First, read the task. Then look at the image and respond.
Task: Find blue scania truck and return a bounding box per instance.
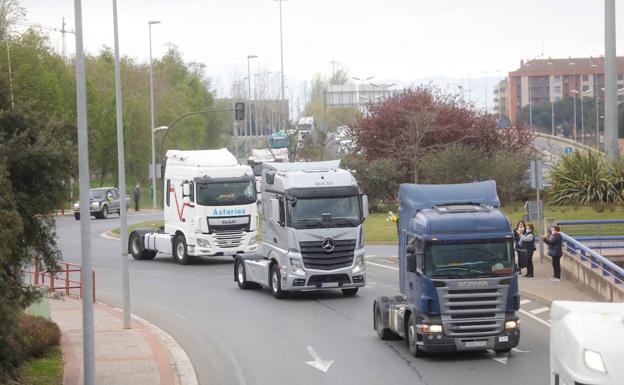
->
[373,181,520,356]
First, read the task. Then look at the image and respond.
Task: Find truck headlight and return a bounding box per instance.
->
[197,238,211,248]
[353,255,365,273]
[584,349,607,373]
[505,320,519,330]
[248,237,257,246]
[417,324,442,333]
[290,258,305,275]
[91,201,100,208]
[357,226,364,249]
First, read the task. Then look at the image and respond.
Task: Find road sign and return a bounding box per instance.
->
[530,159,543,189]
[564,146,574,154]
[148,163,162,179]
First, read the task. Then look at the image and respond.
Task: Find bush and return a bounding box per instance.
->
[342,156,405,205]
[19,315,61,359]
[548,151,623,205]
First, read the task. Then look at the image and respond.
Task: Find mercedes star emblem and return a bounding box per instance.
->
[322,238,335,253]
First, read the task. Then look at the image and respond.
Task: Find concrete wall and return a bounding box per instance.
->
[561,252,624,302]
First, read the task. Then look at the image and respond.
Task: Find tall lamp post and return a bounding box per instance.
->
[525,63,532,127]
[247,55,257,137]
[148,20,160,209]
[547,62,555,135]
[275,0,286,119]
[592,63,600,149]
[604,0,618,158]
[570,61,577,140]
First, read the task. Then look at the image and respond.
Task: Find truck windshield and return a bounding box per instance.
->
[196,181,256,206]
[288,196,361,229]
[425,240,514,278]
[90,190,106,199]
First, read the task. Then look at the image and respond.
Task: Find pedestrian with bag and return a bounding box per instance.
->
[513,220,527,275]
[520,223,536,277]
[543,225,563,281]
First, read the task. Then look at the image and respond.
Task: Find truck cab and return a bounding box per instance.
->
[129,148,259,264]
[234,160,368,298]
[374,181,520,356]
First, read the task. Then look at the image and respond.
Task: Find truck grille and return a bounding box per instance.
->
[299,239,355,270]
[307,274,351,286]
[213,230,245,248]
[437,285,506,337]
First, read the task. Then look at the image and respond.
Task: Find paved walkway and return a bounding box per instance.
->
[517,255,600,304]
[51,297,196,385]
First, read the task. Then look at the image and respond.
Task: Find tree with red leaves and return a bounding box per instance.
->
[352,86,534,182]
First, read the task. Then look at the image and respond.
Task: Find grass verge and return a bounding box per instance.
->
[19,347,63,385]
[109,206,624,243]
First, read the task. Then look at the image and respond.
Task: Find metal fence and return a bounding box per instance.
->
[560,232,624,285]
[26,257,95,302]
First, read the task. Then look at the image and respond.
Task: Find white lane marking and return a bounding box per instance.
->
[305,346,333,373]
[367,262,399,271]
[520,299,532,305]
[519,309,551,328]
[100,230,119,240]
[530,307,550,315]
[485,350,509,365]
[512,347,531,353]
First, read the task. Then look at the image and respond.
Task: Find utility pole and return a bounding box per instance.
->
[61,17,66,59]
[276,0,286,127]
[112,0,130,329]
[548,62,555,135]
[73,0,95,383]
[148,20,161,209]
[570,62,577,140]
[604,0,619,158]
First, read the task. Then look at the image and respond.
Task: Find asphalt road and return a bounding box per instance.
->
[56,212,552,385]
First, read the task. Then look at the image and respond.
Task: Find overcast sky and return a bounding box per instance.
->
[16,0,624,105]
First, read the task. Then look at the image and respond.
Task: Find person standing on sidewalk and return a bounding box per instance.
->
[514,221,527,275]
[133,184,141,212]
[543,225,563,281]
[520,223,536,278]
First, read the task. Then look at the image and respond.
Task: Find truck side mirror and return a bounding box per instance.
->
[361,195,369,219]
[406,251,417,273]
[182,182,190,197]
[255,180,261,194]
[235,102,245,121]
[270,198,280,223]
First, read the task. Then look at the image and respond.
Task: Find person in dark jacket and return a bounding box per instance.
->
[543,225,563,281]
[520,224,536,278]
[513,220,527,274]
[133,184,141,211]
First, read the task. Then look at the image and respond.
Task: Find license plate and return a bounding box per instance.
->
[498,336,508,343]
[223,250,236,256]
[464,340,487,348]
[321,282,339,288]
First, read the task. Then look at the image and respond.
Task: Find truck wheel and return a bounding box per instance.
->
[129,232,156,260]
[173,234,195,265]
[235,259,257,289]
[374,306,393,340]
[74,213,80,220]
[408,313,426,357]
[101,205,108,219]
[341,288,358,296]
[270,264,288,299]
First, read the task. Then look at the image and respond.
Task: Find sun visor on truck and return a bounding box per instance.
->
[285,186,359,199]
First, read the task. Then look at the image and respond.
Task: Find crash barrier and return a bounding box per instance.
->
[29,257,95,302]
[559,232,624,302]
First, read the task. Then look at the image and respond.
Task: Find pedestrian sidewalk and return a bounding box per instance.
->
[50,297,197,385]
[517,255,600,304]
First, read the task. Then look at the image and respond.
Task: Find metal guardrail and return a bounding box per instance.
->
[560,232,624,285]
[558,219,624,225]
[28,257,96,302]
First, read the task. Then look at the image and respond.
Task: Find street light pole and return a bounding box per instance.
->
[525,63,532,127]
[497,70,503,127]
[276,0,286,120]
[604,0,619,158]
[592,63,600,150]
[112,0,131,330]
[247,55,257,137]
[548,62,555,135]
[73,1,95,383]
[570,62,577,140]
[148,20,160,209]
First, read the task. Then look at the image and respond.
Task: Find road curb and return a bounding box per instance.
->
[110,306,199,385]
[100,230,120,240]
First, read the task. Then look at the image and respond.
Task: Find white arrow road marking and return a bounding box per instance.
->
[485,351,509,365]
[520,299,532,305]
[512,347,531,353]
[530,306,550,315]
[367,262,399,271]
[305,346,334,373]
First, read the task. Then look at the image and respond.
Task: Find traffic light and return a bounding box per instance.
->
[235,102,245,121]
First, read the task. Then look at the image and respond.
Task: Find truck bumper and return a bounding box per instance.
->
[281,269,366,291]
[187,232,259,257]
[418,329,520,353]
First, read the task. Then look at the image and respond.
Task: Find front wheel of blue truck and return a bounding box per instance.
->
[407,313,426,357]
[374,306,393,340]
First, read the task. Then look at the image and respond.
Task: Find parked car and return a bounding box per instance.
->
[73,187,130,220]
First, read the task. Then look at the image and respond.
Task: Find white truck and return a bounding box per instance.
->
[233,160,368,298]
[550,301,624,385]
[129,148,259,265]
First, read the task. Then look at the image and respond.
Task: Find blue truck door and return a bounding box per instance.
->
[405,236,424,306]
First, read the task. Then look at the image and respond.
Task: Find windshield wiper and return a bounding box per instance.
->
[297,218,328,228]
